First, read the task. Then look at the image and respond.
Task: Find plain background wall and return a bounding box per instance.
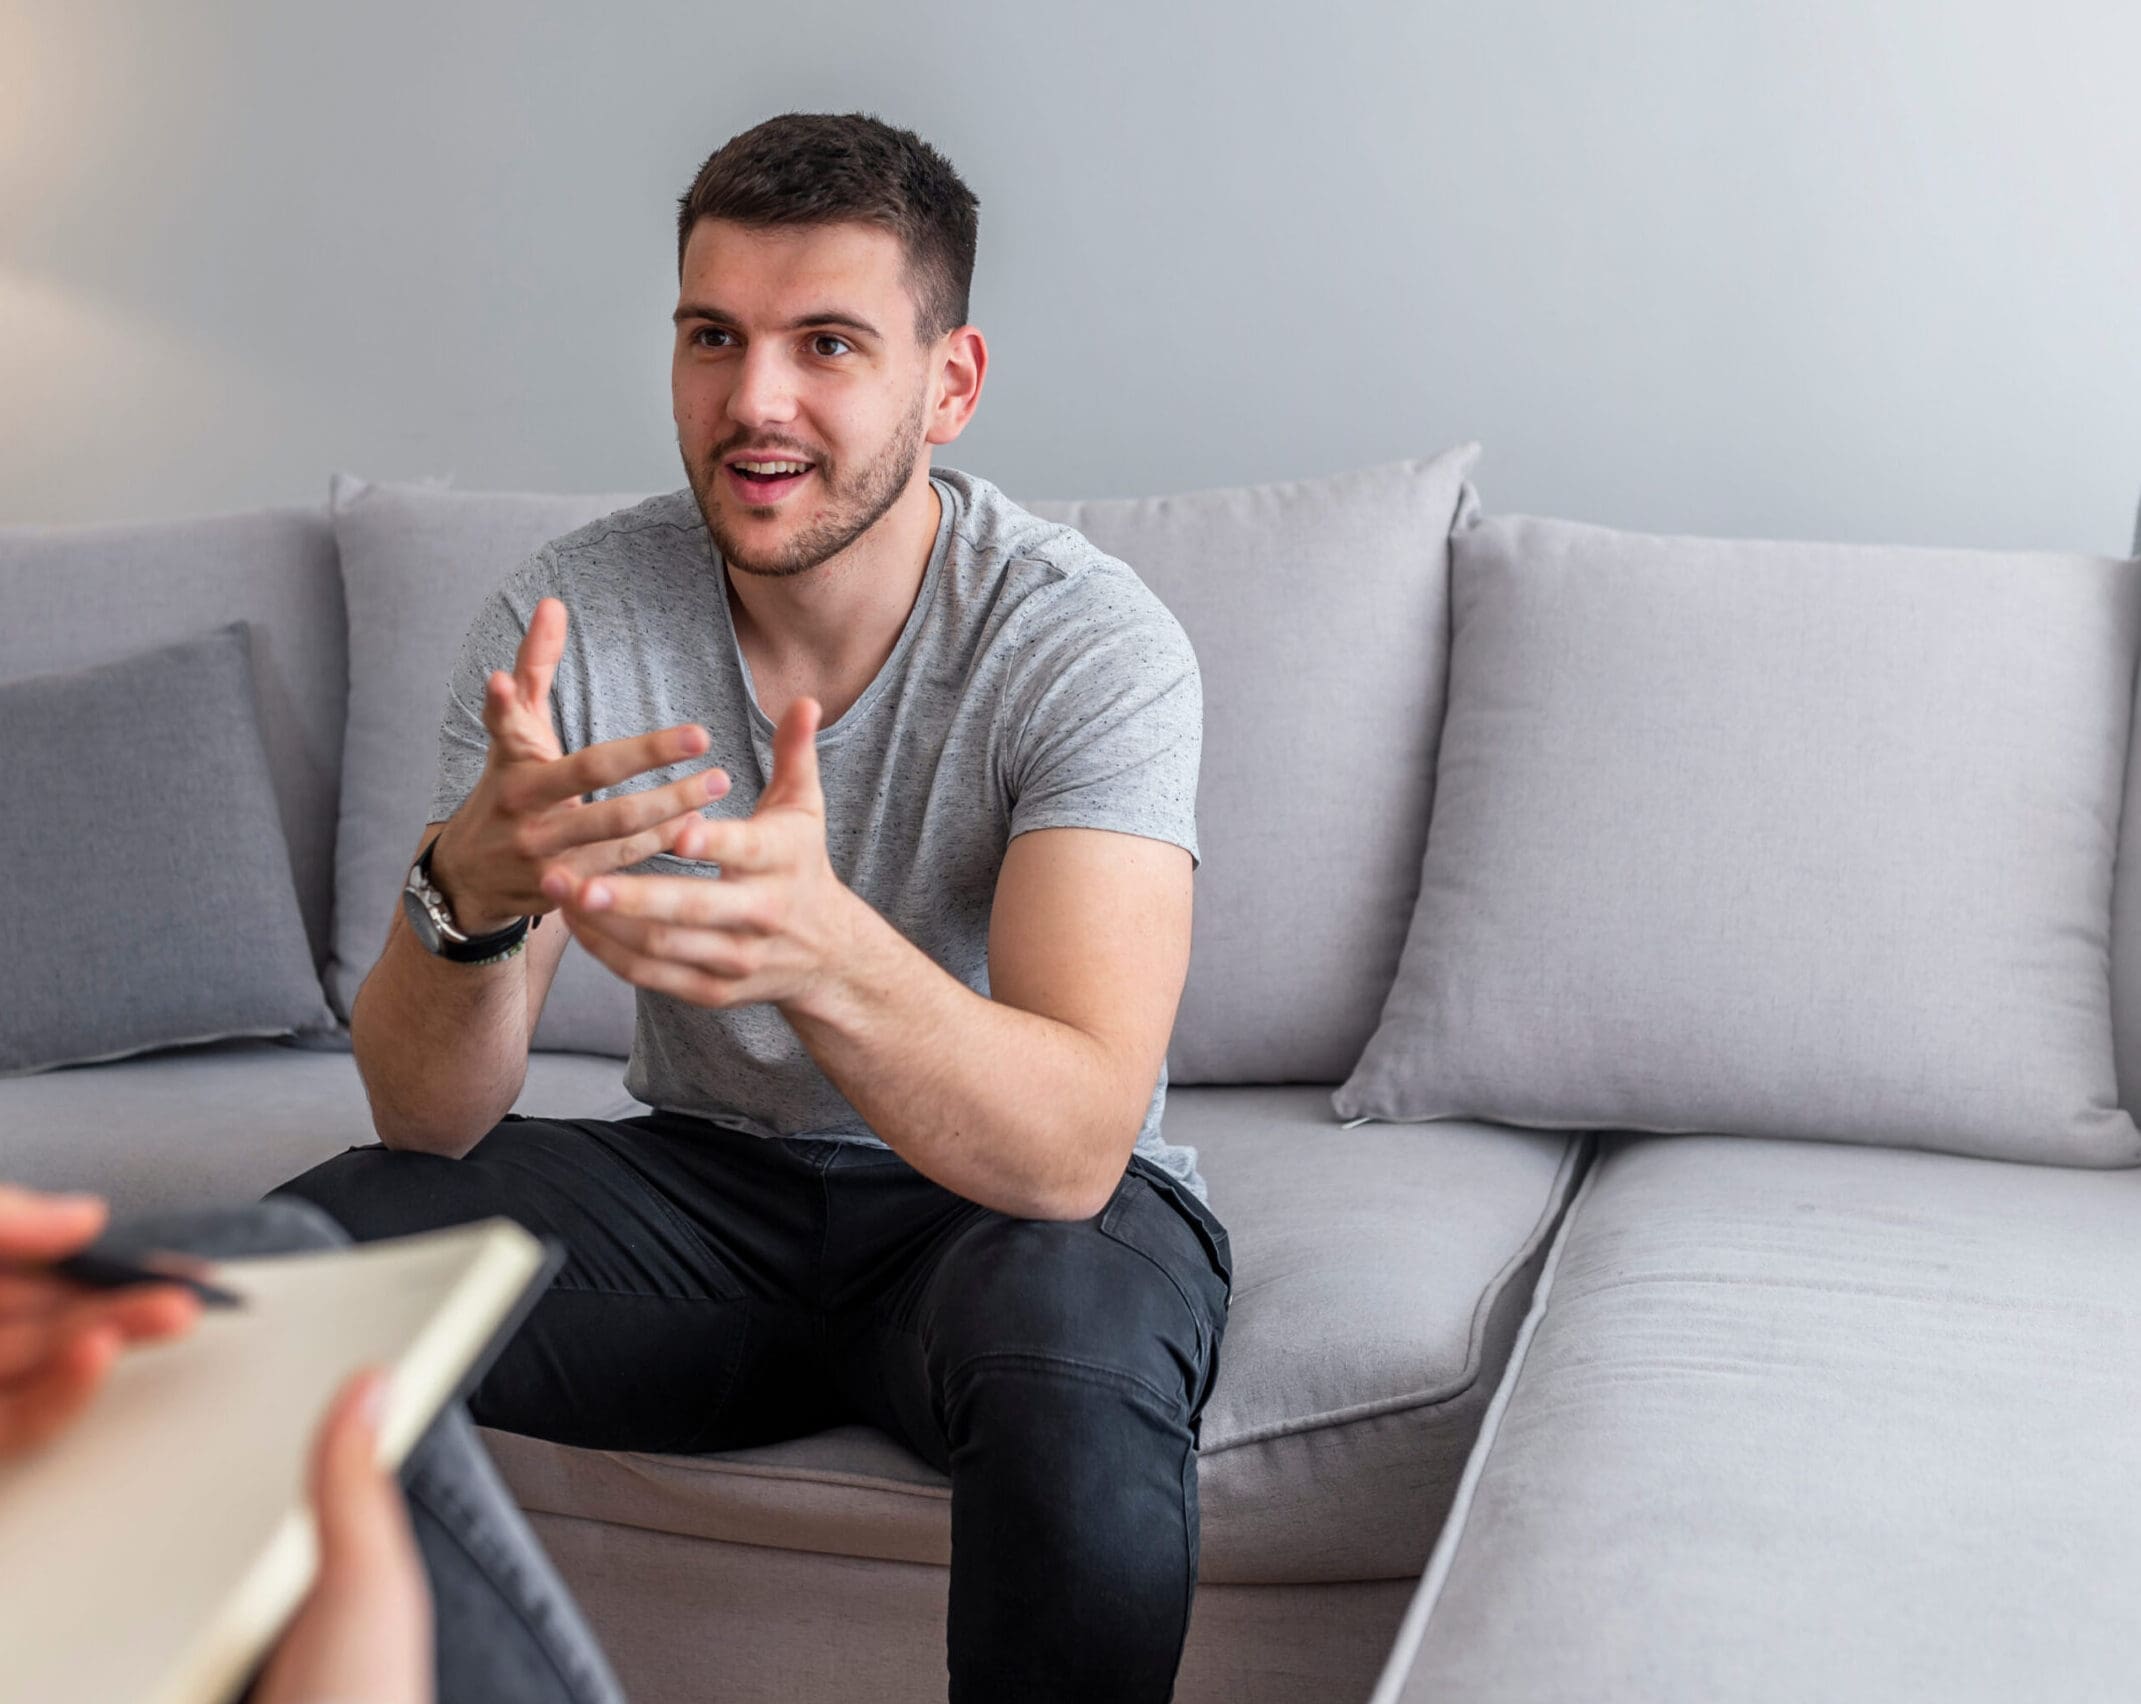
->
[3,0,2137,552]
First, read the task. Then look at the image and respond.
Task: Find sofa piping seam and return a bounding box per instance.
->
[1363,1131,1606,1703]
[1197,1131,1593,1455]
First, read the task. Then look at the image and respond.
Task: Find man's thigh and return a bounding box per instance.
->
[266,1114,835,1453]
[833,1153,1235,1470]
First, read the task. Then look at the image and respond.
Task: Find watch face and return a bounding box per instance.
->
[401,883,445,954]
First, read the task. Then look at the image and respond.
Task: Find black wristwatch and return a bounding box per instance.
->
[401,837,541,964]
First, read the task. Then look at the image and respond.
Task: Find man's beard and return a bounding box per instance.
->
[688,385,931,581]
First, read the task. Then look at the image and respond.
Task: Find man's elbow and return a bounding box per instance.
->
[1053,1123,1139,1222]
[355,1046,518,1158]
[372,1117,486,1160]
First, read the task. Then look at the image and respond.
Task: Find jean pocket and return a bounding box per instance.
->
[1126,1155,1232,1292]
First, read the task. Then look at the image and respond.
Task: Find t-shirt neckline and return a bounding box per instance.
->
[714,472,958,746]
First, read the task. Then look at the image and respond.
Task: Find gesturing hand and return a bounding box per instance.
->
[541,693,857,1017]
[0,1183,198,1459]
[427,595,735,934]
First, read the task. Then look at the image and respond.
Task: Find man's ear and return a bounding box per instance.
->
[926,325,988,445]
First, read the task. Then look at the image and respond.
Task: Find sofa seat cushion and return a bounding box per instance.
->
[0,1039,650,1217]
[1376,1132,2141,1704]
[479,1085,1589,1584]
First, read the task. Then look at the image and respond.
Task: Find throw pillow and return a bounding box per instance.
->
[0,504,347,978]
[0,621,341,1076]
[1335,511,2141,1167]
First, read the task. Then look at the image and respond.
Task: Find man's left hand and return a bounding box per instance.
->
[541,695,855,1014]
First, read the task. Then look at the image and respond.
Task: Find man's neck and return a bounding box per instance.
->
[726,476,943,710]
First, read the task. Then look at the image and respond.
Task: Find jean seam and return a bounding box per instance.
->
[941,1347,1185,1418]
[1127,1155,1234,1292]
[541,1279,746,1303]
[673,1302,756,1455]
[1098,1191,1209,1348]
[503,1127,746,1303]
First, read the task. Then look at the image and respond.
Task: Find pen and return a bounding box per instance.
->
[6,1250,248,1310]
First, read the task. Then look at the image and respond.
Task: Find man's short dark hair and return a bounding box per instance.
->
[676,112,979,349]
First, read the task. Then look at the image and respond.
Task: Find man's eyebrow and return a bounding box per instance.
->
[671,303,883,339]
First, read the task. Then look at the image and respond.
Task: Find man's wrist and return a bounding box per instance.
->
[424,831,522,938]
[778,883,875,1029]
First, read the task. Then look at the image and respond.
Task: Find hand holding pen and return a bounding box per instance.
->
[0,1182,212,1457]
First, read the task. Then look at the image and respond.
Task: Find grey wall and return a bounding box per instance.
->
[4,0,2137,552]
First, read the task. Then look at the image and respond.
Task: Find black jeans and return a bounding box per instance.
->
[267,1110,1234,1704]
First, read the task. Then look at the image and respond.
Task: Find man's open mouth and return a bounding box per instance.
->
[726,458,816,501]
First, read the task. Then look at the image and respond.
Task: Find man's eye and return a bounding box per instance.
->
[813,335,852,357]
[691,328,732,348]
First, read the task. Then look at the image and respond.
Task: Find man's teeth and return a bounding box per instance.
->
[735,460,812,475]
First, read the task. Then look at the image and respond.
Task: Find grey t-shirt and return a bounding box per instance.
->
[429,465,1210,1202]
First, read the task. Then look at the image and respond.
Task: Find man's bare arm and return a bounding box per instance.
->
[777,826,1194,1219]
[350,595,728,1157]
[348,821,571,1158]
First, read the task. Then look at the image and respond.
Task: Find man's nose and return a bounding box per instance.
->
[726,345,798,425]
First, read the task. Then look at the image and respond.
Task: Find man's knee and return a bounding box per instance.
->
[266,1141,470,1243]
[923,1215,1207,1415]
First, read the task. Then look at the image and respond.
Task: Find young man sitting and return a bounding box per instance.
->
[270,109,1231,1704]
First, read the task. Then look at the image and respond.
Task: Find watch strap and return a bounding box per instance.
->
[416,838,541,962]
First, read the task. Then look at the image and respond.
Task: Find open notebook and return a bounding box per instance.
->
[0,1217,563,1704]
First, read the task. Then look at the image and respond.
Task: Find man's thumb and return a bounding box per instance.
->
[482,670,559,761]
[763,696,824,810]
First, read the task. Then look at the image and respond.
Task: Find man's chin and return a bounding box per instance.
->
[712,527,830,580]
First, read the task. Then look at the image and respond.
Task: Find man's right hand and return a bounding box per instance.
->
[427,596,731,934]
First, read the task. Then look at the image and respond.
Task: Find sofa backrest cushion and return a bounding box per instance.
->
[0,621,340,1075]
[1022,444,1482,1082]
[327,474,658,1056]
[0,507,347,975]
[1338,510,2141,1167]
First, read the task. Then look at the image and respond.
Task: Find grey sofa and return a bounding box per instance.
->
[3,455,2137,1704]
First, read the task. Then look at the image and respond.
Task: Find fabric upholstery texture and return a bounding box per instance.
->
[325,472,658,1055]
[479,1086,1590,1586]
[1339,512,2141,1166]
[1376,1131,2141,1704]
[0,1038,649,1215]
[0,505,347,973]
[2094,525,2141,1112]
[1022,445,1481,1082]
[0,623,340,1077]
[520,1514,1415,1704]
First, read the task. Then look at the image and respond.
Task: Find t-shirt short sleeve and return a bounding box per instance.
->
[428,550,552,825]
[1003,580,1203,871]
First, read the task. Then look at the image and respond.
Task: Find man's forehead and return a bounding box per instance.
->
[681,218,905,305]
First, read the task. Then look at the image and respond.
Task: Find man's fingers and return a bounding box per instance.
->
[514,597,568,713]
[511,722,713,812]
[524,764,726,861]
[541,805,713,886]
[480,670,562,763]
